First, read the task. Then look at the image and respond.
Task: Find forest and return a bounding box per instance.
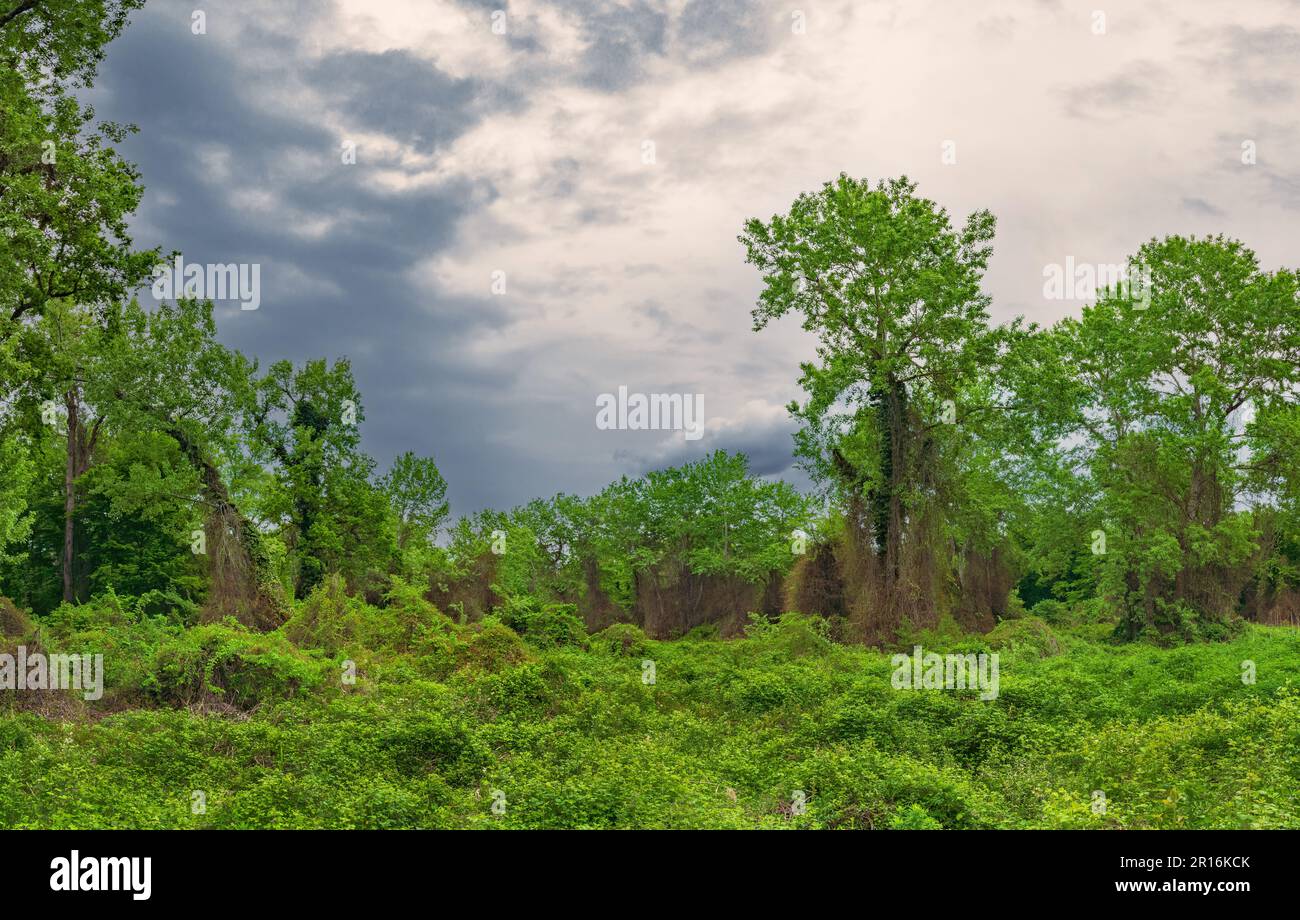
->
[1,1,1298,830]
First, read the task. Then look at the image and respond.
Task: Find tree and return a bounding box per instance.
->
[94,297,284,627]
[739,174,1003,640]
[1025,237,1300,636]
[0,0,155,345]
[0,1,155,601]
[1,1,144,86]
[13,299,116,601]
[577,451,810,634]
[380,451,449,552]
[0,431,33,565]
[247,358,394,597]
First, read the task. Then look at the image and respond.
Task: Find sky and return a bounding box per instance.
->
[86,0,1300,516]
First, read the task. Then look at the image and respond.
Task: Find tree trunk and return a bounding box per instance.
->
[60,385,102,604]
[872,375,910,622]
[62,392,78,604]
[166,423,285,630]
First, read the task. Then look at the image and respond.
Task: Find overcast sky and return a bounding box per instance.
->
[87,0,1300,516]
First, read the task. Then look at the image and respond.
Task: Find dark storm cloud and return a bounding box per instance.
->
[1212,125,1300,212]
[536,0,784,91]
[453,0,543,53]
[86,0,1295,520]
[1260,167,1300,212]
[1188,21,1300,103]
[1220,26,1300,104]
[616,408,801,479]
[631,300,713,348]
[568,0,669,90]
[307,49,507,155]
[87,1,541,515]
[1220,23,1300,62]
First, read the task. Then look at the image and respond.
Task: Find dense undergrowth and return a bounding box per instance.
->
[2,582,1297,829]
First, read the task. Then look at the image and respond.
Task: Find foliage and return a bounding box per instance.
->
[0,0,1297,832]
[2,590,1297,829]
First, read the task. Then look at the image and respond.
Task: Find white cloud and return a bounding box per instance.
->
[99,0,1300,509]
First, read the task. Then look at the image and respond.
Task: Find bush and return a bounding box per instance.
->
[456,620,531,673]
[799,744,1006,829]
[32,593,178,703]
[494,593,587,649]
[148,623,327,709]
[377,712,491,784]
[888,803,944,829]
[378,578,455,652]
[1029,599,1070,624]
[4,586,1299,830]
[0,597,33,639]
[280,573,370,655]
[41,591,136,635]
[746,611,831,658]
[590,623,649,658]
[986,617,1062,659]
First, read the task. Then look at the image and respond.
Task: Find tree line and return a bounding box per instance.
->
[2,2,1297,645]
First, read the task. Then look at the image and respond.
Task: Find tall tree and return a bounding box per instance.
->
[1027,238,1300,636]
[23,300,114,601]
[1,1,154,600]
[739,175,1002,640]
[0,0,155,345]
[247,358,394,597]
[95,297,284,627]
[380,451,449,552]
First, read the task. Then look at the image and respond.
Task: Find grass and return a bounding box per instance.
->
[1,593,1297,829]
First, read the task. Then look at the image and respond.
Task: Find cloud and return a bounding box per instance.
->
[615,399,801,479]
[306,49,498,155]
[84,0,1300,517]
[1058,62,1173,120]
[1182,196,1224,216]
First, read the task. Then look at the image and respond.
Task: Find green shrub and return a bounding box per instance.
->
[377,712,491,784]
[3,586,1298,830]
[456,619,531,673]
[280,573,369,655]
[42,590,136,635]
[986,617,1062,659]
[473,663,554,720]
[746,611,831,658]
[799,743,1006,829]
[590,623,649,658]
[494,593,588,649]
[376,578,455,652]
[1029,599,1070,624]
[888,803,943,829]
[148,623,327,709]
[31,593,178,703]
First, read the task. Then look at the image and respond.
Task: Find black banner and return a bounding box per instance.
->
[3,829,1284,906]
